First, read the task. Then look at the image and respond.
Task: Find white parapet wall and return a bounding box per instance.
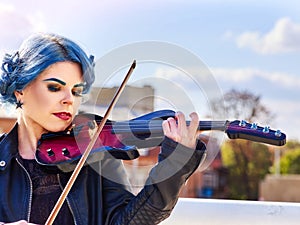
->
[160,198,300,225]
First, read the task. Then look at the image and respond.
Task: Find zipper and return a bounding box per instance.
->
[57,174,78,225]
[16,158,33,222]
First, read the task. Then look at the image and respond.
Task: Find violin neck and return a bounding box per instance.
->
[195,120,228,131]
[112,120,228,135]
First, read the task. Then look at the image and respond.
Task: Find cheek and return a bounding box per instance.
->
[73,98,82,111]
[24,86,54,109]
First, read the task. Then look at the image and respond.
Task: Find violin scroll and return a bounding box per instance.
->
[226,120,286,146]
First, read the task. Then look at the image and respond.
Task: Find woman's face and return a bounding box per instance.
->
[16,61,85,133]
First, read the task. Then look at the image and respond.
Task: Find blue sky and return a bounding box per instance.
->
[0,0,299,141]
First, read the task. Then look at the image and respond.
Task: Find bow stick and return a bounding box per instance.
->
[45,60,136,225]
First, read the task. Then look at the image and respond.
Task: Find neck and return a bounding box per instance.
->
[17,116,45,160]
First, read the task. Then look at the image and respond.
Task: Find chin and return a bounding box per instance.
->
[47,123,72,133]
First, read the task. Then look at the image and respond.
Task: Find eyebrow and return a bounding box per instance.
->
[43,78,85,88]
[74,82,86,88]
[43,78,66,85]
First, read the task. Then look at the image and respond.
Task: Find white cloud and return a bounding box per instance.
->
[233,17,300,54]
[265,98,300,141]
[212,67,300,89]
[0,3,47,54]
[0,2,14,11]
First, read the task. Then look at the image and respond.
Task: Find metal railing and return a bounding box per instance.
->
[160,198,300,225]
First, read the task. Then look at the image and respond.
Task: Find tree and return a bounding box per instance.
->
[211,89,275,200]
[279,140,300,174]
[211,89,274,123]
[221,140,272,200]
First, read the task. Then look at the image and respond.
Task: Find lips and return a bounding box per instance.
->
[53,112,72,121]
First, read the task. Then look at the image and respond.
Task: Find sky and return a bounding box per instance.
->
[0,0,299,142]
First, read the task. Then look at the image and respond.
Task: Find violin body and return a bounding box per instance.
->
[36,113,140,171]
[36,109,286,172]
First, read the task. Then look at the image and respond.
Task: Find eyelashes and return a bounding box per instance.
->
[47,84,60,92]
[72,89,83,97]
[47,84,83,97]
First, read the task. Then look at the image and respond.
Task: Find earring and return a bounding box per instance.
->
[16,100,23,109]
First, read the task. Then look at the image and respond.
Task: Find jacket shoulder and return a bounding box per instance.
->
[0,133,6,142]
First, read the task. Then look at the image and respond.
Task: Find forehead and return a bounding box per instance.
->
[37,61,83,83]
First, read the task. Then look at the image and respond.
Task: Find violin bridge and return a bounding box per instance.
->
[88,120,98,139]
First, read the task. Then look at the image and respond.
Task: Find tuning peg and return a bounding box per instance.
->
[250,123,258,129]
[263,126,270,133]
[239,120,247,127]
[275,130,282,137]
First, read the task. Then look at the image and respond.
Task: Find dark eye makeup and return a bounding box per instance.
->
[72,88,83,97]
[47,84,61,92]
[44,78,84,97]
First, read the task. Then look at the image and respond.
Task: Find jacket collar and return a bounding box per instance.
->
[0,123,19,171]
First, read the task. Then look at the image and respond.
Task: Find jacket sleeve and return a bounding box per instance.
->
[104,137,206,225]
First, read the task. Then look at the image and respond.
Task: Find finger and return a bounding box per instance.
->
[162,119,171,135]
[162,117,180,141]
[188,112,199,134]
[162,117,177,136]
[167,117,177,132]
[175,111,186,133]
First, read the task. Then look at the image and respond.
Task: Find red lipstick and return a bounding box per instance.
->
[53,112,72,121]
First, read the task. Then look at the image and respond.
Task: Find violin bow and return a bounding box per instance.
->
[45,60,136,225]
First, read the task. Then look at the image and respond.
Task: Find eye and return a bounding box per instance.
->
[47,84,60,92]
[72,88,83,97]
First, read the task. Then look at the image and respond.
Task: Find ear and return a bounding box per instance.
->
[14,90,23,99]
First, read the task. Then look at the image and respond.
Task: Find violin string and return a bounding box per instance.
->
[75,120,228,128]
[72,120,228,133]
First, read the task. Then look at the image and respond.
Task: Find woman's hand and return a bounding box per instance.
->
[162,111,200,149]
[3,220,38,225]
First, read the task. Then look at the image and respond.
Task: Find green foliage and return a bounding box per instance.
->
[284,140,300,149]
[212,89,275,200]
[220,142,235,166]
[222,139,300,200]
[280,146,300,174]
[221,140,272,200]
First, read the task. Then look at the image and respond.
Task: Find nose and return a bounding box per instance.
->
[61,90,74,105]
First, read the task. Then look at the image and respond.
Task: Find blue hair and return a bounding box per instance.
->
[0,33,95,104]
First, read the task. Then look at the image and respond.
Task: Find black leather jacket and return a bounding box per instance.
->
[0,124,206,225]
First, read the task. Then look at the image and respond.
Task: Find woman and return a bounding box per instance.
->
[0,33,206,225]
